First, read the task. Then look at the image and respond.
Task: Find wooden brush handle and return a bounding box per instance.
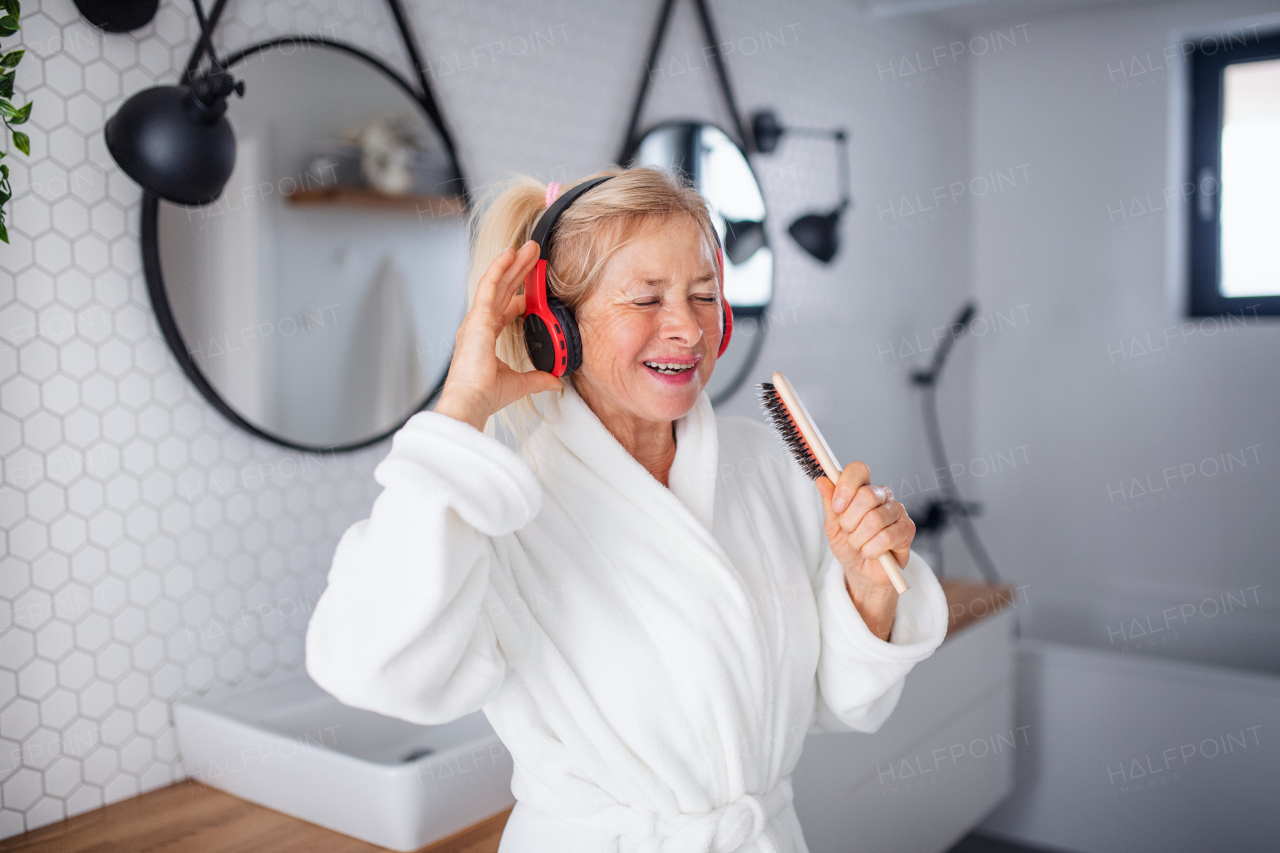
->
[772,372,910,595]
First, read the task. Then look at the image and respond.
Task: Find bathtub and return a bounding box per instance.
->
[978,593,1280,853]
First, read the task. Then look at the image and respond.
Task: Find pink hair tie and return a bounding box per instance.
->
[544,182,561,208]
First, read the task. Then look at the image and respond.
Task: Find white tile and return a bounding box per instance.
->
[30,551,69,590]
[48,515,87,557]
[94,642,129,681]
[65,783,104,817]
[9,520,50,561]
[115,672,149,710]
[81,746,118,786]
[77,678,114,720]
[0,624,34,668]
[32,233,72,274]
[41,375,80,415]
[0,698,40,742]
[43,756,82,798]
[55,649,94,690]
[1,375,42,418]
[102,771,139,804]
[0,809,22,840]
[39,687,78,730]
[24,796,67,831]
[17,658,57,701]
[26,483,66,523]
[42,55,83,98]
[35,614,73,660]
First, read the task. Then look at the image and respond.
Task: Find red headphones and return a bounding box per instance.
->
[522,176,734,376]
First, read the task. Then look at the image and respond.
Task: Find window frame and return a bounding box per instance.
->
[1186,29,1280,318]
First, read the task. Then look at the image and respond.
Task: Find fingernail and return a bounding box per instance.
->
[833,493,847,512]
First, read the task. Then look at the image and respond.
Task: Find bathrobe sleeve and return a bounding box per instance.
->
[798,476,950,735]
[304,410,541,725]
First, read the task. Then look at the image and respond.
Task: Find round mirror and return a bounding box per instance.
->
[142,38,468,451]
[624,121,773,404]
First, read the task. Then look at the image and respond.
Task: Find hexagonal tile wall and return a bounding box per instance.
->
[0,0,414,837]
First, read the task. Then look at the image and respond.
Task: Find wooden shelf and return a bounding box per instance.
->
[939,578,1017,639]
[0,780,511,853]
[285,186,466,216]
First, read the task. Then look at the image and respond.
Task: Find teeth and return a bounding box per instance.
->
[644,361,694,374]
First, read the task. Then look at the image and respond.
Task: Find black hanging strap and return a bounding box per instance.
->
[618,0,751,163]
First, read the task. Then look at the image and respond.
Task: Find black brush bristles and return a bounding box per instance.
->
[758,382,825,480]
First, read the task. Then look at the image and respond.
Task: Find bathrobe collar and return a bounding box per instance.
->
[532,379,719,532]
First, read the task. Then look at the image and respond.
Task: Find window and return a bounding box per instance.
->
[1187,29,1280,317]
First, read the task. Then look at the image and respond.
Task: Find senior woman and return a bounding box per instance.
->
[304,167,948,853]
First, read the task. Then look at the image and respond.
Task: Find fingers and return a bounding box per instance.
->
[832,479,910,557]
[514,365,564,397]
[859,512,915,565]
[835,483,892,533]
[476,240,540,324]
[830,462,870,513]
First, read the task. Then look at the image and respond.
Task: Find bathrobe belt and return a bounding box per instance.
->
[543,776,794,853]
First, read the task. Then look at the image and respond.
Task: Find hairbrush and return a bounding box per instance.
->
[758,371,910,594]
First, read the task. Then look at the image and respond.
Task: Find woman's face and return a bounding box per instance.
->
[572,216,723,428]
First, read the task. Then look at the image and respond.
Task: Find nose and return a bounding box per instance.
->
[659,296,704,347]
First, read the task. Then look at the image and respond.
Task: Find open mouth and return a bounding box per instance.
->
[643,360,697,376]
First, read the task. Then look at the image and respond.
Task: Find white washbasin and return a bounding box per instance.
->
[173,671,514,851]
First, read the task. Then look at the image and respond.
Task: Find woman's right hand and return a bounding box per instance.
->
[434,239,564,431]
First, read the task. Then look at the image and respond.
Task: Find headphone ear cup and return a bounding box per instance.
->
[715,245,732,357]
[548,297,582,374]
[523,313,557,373]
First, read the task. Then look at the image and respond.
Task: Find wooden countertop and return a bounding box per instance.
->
[0,579,1012,853]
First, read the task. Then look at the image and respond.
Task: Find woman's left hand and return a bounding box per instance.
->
[815,462,915,639]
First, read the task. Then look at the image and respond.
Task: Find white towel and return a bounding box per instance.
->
[341,255,424,437]
[305,379,948,852]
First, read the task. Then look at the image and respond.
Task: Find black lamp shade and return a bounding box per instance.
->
[105,85,236,206]
[74,0,160,33]
[752,111,784,154]
[788,209,842,264]
[723,218,767,265]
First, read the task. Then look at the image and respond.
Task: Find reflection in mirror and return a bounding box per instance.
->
[152,41,467,450]
[627,121,773,403]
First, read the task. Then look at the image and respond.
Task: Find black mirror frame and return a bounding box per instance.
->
[141,36,469,454]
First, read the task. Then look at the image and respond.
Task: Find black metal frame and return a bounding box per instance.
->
[143,5,468,453]
[618,0,751,162]
[1186,29,1280,318]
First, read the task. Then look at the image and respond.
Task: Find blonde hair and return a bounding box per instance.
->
[464,166,723,449]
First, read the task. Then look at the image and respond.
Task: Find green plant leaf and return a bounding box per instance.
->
[0,99,28,122]
[0,49,22,67]
[0,219,8,245]
[0,17,18,37]
[0,74,13,99]
[5,0,19,18]
[11,129,25,155]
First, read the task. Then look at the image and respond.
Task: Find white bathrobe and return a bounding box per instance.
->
[304,379,949,853]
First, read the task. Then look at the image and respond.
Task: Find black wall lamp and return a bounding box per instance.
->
[73,0,159,33]
[100,0,244,205]
[751,110,852,264]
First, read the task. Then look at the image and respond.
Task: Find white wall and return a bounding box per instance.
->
[0,0,973,836]
[963,0,1280,670]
